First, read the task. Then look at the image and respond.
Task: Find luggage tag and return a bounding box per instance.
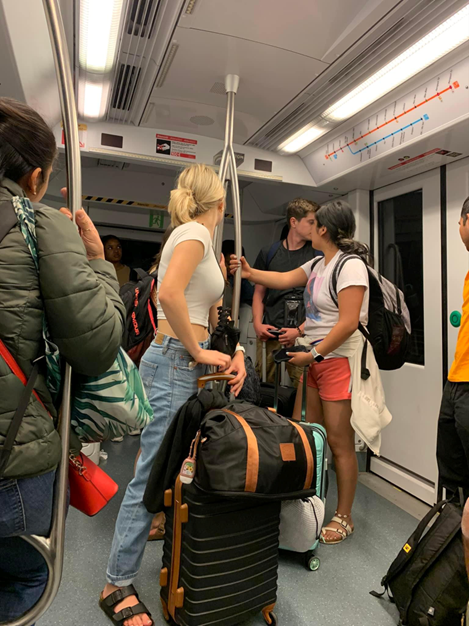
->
[180,430,203,484]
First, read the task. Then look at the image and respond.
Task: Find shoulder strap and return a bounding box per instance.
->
[266,240,282,269]
[0,200,18,245]
[330,254,364,306]
[384,500,449,584]
[0,337,45,477]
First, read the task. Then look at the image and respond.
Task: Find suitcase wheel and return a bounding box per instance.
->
[305,551,320,572]
[264,612,278,626]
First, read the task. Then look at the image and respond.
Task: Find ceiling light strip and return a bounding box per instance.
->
[252,0,463,150]
[277,2,469,153]
[268,1,451,149]
[323,4,469,122]
[154,42,179,88]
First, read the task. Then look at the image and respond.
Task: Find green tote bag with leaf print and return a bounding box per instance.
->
[13,196,153,443]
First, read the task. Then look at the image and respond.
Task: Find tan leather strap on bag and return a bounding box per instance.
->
[225,409,259,493]
[289,420,314,490]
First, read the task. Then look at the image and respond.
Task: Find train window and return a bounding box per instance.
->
[378,190,424,366]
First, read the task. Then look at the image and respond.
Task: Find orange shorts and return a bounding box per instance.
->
[300,357,352,402]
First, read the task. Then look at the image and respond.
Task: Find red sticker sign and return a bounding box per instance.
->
[156,134,197,160]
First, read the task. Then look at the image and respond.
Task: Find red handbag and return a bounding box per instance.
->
[69,452,118,516]
[0,337,118,515]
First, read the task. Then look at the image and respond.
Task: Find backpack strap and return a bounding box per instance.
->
[0,200,18,245]
[379,500,450,591]
[265,240,283,269]
[329,254,364,307]
[329,254,372,368]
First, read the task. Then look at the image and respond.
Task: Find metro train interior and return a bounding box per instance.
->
[1,0,469,625]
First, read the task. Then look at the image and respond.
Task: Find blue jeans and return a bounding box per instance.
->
[106,334,208,586]
[0,470,55,623]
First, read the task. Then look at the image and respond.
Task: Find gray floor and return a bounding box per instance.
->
[38,436,418,626]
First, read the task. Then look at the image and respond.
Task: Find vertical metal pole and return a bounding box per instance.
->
[214,75,239,264]
[228,140,242,325]
[3,1,81,625]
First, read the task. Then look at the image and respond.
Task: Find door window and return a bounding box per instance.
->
[378,190,424,365]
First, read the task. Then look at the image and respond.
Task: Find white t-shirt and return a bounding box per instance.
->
[157,221,225,328]
[301,251,369,357]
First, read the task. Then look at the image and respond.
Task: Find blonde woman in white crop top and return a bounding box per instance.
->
[102,164,246,626]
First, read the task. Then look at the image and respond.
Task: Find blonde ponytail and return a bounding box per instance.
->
[168,163,225,227]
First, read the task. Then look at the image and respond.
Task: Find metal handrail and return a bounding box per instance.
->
[213,75,243,325]
[1,0,82,624]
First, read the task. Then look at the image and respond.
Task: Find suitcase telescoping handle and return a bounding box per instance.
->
[301,366,308,423]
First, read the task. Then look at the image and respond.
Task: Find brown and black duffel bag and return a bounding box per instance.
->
[194,401,317,500]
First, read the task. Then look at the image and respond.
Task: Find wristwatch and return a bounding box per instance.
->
[235,345,246,355]
[311,347,325,363]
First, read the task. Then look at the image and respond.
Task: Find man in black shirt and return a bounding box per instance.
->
[253,198,320,386]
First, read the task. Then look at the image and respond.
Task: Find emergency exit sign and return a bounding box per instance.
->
[149,212,164,229]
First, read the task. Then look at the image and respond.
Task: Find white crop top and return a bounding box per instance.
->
[156,221,225,328]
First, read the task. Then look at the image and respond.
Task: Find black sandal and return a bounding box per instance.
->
[99,584,153,625]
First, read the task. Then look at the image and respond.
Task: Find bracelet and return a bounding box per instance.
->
[297,327,305,338]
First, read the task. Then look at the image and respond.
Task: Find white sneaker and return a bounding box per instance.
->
[129,428,141,436]
[111,435,124,442]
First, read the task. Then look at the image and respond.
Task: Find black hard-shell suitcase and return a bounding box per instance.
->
[259,343,296,417]
[259,382,296,417]
[160,478,280,626]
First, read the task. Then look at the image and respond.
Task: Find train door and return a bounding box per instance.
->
[371,171,442,505]
[447,157,469,370]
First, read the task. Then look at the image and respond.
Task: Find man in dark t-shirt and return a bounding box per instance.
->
[253,198,321,386]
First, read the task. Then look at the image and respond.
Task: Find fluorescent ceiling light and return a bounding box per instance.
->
[79,0,124,73]
[78,0,124,121]
[323,4,469,122]
[83,83,104,119]
[280,125,327,153]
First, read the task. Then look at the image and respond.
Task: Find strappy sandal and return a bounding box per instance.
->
[99,584,153,625]
[320,512,354,545]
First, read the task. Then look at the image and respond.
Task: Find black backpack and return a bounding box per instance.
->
[120,269,157,365]
[371,500,469,626]
[312,254,412,370]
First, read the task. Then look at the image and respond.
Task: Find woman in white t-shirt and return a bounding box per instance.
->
[231,200,370,546]
[101,164,247,626]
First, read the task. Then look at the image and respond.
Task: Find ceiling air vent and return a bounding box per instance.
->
[112,64,142,111]
[126,0,159,38]
[263,103,307,140]
[210,81,226,96]
[327,19,405,85]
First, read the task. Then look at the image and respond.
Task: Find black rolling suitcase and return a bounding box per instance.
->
[160,478,280,626]
[159,372,319,626]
